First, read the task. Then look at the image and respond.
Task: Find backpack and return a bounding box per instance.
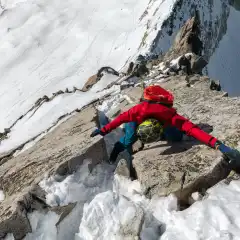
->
[136,118,163,143]
[143,85,174,107]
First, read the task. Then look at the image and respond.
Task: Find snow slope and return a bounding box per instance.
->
[0,84,119,154]
[0,0,178,155]
[0,0,176,133]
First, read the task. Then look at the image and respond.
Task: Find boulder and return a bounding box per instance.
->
[42,95,49,101]
[65,88,69,93]
[126,63,149,77]
[191,54,208,74]
[82,67,119,92]
[55,90,64,95]
[82,74,99,92]
[115,159,130,178]
[73,86,78,92]
[34,97,42,106]
[126,62,134,75]
[97,66,119,77]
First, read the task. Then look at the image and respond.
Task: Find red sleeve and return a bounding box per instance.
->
[171,113,217,148]
[101,104,141,134]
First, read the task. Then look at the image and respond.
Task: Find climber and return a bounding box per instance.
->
[90,85,240,171]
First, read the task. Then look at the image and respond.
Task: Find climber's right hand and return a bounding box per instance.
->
[90,128,105,138]
[215,141,240,169]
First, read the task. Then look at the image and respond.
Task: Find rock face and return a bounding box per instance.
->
[115,159,130,179]
[0,105,108,239]
[151,0,230,61]
[164,17,202,60]
[109,73,240,205]
[106,18,240,206]
[82,74,99,92]
[131,75,240,204]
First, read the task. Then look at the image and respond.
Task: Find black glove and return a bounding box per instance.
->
[216,141,240,169]
[90,128,105,138]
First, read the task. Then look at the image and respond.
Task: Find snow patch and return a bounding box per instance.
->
[4,234,14,240]
[0,190,5,201]
[39,160,115,207]
[24,211,59,240]
[27,166,240,240]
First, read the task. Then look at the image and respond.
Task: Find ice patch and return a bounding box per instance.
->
[39,160,115,207]
[24,211,59,240]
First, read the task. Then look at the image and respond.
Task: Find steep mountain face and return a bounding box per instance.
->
[0,0,175,134]
[150,0,240,95]
[150,0,230,58]
[206,2,240,96]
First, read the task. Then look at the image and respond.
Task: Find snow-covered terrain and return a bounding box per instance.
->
[0,0,176,147]
[2,0,240,239]
[7,157,240,240]
[0,190,5,202]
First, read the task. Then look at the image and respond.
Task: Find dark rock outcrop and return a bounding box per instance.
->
[82,67,119,92]
[164,17,203,61]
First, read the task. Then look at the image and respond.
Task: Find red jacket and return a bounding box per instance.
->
[101,101,217,148]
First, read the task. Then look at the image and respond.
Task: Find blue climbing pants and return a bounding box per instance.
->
[120,122,183,150]
[119,122,138,154]
[109,122,184,164]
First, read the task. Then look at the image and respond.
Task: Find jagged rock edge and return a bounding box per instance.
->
[0,92,112,164]
[0,66,120,145]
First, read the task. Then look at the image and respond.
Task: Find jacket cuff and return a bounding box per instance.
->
[214,140,223,150]
[208,137,218,148]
